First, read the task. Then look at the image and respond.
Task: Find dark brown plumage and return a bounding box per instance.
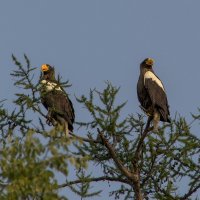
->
[137,58,170,130]
[40,64,75,135]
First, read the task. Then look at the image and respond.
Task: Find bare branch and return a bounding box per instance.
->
[180,182,200,200]
[97,129,137,182]
[58,176,131,189]
[134,117,153,162]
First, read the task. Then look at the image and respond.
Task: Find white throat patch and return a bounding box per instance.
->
[40,80,62,92]
[144,71,165,91]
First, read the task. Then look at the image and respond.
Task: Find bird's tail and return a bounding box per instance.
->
[158,108,170,123]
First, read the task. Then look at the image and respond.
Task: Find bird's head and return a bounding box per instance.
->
[41,64,55,80]
[140,58,154,70]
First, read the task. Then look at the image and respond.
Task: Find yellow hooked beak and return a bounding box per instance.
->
[41,64,49,72]
[145,58,154,66]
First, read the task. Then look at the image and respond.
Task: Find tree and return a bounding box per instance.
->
[0,55,199,200]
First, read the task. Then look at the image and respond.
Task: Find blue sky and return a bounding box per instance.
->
[1,0,200,199]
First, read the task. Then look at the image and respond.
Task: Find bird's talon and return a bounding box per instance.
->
[153,128,159,133]
[46,115,55,126]
[46,119,52,126]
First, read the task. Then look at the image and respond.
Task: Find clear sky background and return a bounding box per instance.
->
[0,0,200,199]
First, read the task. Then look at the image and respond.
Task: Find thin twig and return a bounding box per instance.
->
[58,176,130,189]
[180,182,200,200]
[134,117,153,162]
[69,131,101,144]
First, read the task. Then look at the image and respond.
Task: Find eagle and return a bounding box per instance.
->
[137,58,170,131]
[40,64,75,136]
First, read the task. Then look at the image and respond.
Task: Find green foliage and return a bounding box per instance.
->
[0,55,89,200]
[0,131,59,200]
[76,83,200,199]
[76,82,128,143]
[0,55,199,200]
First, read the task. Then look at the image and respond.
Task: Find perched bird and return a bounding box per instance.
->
[40,64,75,136]
[137,58,170,131]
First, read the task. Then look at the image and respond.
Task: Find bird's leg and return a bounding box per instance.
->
[140,106,149,115]
[46,108,57,126]
[64,121,69,137]
[46,109,52,126]
[56,116,69,137]
[139,105,153,117]
[153,110,160,132]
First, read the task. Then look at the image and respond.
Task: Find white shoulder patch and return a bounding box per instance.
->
[41,80,47,84]
[40,80,62,92]
[144,71,165,91]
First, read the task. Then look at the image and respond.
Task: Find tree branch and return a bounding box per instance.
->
[35,107,101,144]
[134,116,153,162]
[180,182,200,200]
[69,131,101,144]
[97,129,137,182]
[58,176,130,189]
[152,177,177,200]
[141,155,157,187]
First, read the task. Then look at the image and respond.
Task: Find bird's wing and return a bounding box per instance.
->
[40,80,75,123]
[41,89,75,130]
[53,91,75,125]
[144,71,170,121]
[64,94,75,124]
